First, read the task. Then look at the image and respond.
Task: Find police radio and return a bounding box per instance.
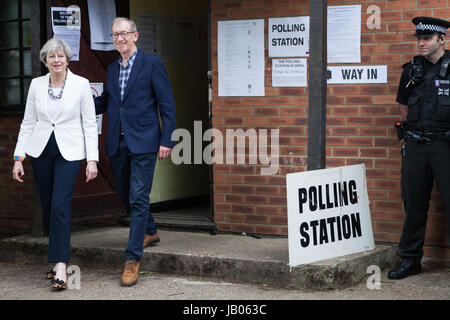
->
[439,55,450,78]
[406,56,425,88]
[394,121,407,140]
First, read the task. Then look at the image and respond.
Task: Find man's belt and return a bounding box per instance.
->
[406,130,450,143]
[395,122,450,143]
[423,131,450,141]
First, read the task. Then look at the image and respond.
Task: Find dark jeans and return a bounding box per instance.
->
[109,135,157,261]
[30,132,81,263]
[400,139,450,260]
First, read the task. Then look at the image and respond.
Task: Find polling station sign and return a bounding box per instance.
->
[268,16,309,57]
[286,164,375,267]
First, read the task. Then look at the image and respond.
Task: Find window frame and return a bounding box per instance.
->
[0,0,32,115]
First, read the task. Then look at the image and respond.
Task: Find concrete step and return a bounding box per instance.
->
[0,226,397,290]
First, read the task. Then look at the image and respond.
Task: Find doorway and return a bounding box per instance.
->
[130,0,213,231]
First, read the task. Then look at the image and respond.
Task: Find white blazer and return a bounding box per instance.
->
[14,69,98,162]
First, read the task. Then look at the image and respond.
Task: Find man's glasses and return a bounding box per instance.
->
[111,31,136,39]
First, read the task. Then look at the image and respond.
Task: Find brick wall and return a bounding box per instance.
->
[0,117,33,235]
[211,0,449,266]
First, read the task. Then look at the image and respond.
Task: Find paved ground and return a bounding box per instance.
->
[0,261,448,300]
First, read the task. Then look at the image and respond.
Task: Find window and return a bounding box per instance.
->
[0,0,31,113]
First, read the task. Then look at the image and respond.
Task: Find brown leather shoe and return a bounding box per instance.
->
[121,260,141,287]
[143,233,160,247]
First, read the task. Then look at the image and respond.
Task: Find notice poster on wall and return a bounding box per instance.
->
[286,164,375,267]
[51,6,81,61]
[327,5,361,63]
[272,58,307,87]
[218,19,265,97]
[268,16,309,58]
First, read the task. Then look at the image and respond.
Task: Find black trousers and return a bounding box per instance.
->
[30,132,81,263]
[400,139,450,260]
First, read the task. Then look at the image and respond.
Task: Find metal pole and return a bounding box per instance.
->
[307,0,327,170]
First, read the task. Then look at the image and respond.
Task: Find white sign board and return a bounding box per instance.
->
[286,164,375,267]
[327,65,387,84]
[90,83,103,135]
[218,19,265,96]
[272,58,307,87]
[268,16,309,57]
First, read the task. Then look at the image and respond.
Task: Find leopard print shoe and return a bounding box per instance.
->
[46,269,56,280]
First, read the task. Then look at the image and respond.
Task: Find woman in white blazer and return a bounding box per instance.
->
[12,38,98,290]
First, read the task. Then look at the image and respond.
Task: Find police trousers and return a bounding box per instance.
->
[400,139,450,260]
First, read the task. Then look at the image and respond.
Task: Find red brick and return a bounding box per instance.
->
[387,0,416,10]
[333,148,359,157]
[347,137,373,147]
[245,214,269,224]
[231,204,255,214]
[332,127,358,136]
[360,148,387,158]
[418,0,447,8]
[366,169,387,179]
[279,88,305,96]
[332,86,359,95]
[359,127,387,136]
[346,96,373,105]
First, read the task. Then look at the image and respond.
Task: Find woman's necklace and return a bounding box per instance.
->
[48,71,67,100]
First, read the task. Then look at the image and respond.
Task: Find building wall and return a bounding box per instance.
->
[0,117,33,235]
[210,0,449,266]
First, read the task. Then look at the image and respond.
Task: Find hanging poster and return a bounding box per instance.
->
[87,0,116,51]
[51,6,81,61]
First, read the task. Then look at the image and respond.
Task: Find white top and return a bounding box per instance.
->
[13,70,99,162]
[47,88,62,121]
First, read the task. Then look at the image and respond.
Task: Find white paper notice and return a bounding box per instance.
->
[51,7,81,61]
[87,0,116,51]
[90,83,104,135]
[272,59,307,87]
[218,19,265,97]
[327,5,361,63]
[268,16,309,57]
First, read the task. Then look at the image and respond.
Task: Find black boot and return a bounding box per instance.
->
[388,259,422,280]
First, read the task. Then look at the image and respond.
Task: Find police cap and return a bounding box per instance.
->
[412,16,450,36]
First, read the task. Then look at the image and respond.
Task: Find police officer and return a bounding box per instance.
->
[390,17,450,280]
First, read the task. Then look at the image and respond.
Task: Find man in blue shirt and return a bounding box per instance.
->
[95,17,176,287]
